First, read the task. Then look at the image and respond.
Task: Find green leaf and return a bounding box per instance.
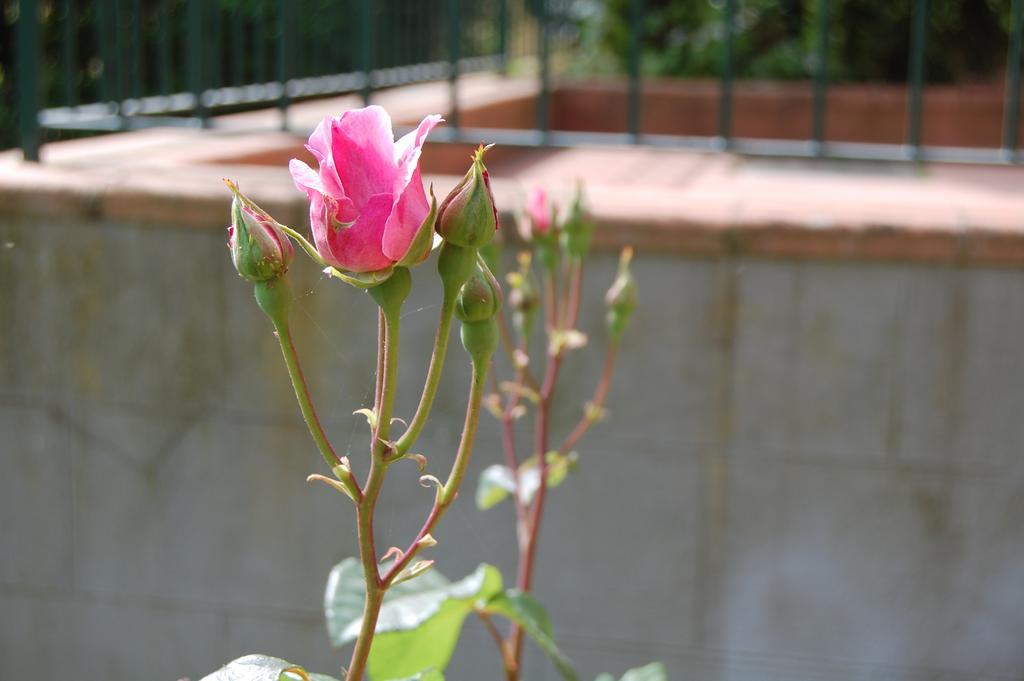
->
[324,559,503,680]
[389,670,445,681]
[617,662,667,681]
[483,590,578,681]
[476,464,516,510]
[367,565,503,680]
[324,557,451,645]
[199,654,339,681]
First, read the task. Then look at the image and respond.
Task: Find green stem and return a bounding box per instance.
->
[394,288,457,456]
[257,280,342,470]
[383,354,491,584]
[346,582,385,681]
[348,281,406,681]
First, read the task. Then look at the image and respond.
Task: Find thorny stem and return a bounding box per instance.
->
[509,346,563,669]
[383,357,491,584]
[558,342,618,456]
[501,343,530,532]
[347,300,401,681]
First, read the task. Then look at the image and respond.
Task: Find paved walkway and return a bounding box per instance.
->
[3,73,1023,265]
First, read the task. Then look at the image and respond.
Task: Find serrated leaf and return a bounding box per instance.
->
[199,654,339,681]
[517,451,580,505]
[324,560,503,680]
[476,464,517,510]
[484,590,578,681]
[618,662,667,681]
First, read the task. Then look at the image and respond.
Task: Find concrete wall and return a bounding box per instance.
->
[2,215,1023,681]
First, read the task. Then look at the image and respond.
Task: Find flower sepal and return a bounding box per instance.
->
[324,265,396,289]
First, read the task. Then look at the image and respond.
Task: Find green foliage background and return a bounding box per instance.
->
[577,0,1015,82]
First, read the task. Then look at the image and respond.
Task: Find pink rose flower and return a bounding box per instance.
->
[289,106,443,273]
[519,186,552,241]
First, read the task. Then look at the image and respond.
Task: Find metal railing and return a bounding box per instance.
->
[13,0,1024,165]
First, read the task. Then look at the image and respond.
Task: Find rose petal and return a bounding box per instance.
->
[319,192,394,273]
[382,166,431,262]
[393,114,443,194]
[305,117,347,199]
[289,158,325,196]
[330,106,398,209]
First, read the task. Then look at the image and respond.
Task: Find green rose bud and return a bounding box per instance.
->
[560,184,594,259]
[226,180,294,283]
[436,144,499,249]
[456,262,502,324]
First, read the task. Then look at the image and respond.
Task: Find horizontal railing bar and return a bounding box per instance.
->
[39,55,505,127]
[39,113,203,131]
[420,126,1019,166]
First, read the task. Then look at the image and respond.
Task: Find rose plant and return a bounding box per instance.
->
[200,106,663,681]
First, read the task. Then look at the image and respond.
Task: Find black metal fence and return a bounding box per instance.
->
[13,0,1024,165]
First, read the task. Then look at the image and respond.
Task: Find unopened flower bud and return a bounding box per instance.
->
[456,263,502,324]
[226,180,294,283]
[436,144,498,249]
[456,263,501,365]
[560,184,594,258]
[605,246,637,342]
[518,187,554,242]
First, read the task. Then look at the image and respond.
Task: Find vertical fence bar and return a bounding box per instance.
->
[498,0,508,72]
[231,4,244,86]
[158,0,171,94]
[97,0,112,100]
[187,0,206,125]
[17,0,41,161]
[906,0,929,160]
[538,0,551,140]
[811,0,829,154]
[448,0,461,130]
[1002,0,1024,161]
[627,0,642,141]
[115,0,127,106]
[277,0,290,129]
[62,0,76,106]
[360,0,373,104]
[255,0,267,83]
[718,0,736,147]
[131,0,143,98]
[210,2,223,88]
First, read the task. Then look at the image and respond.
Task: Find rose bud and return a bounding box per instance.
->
[456,261,502,365]
[456,261,502,324]
[289,106,443,274]
[518,186,554,242]
[560,184,594,258]
[605,246,637,342]
[226,182,295,283]
[436,144,498,249]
